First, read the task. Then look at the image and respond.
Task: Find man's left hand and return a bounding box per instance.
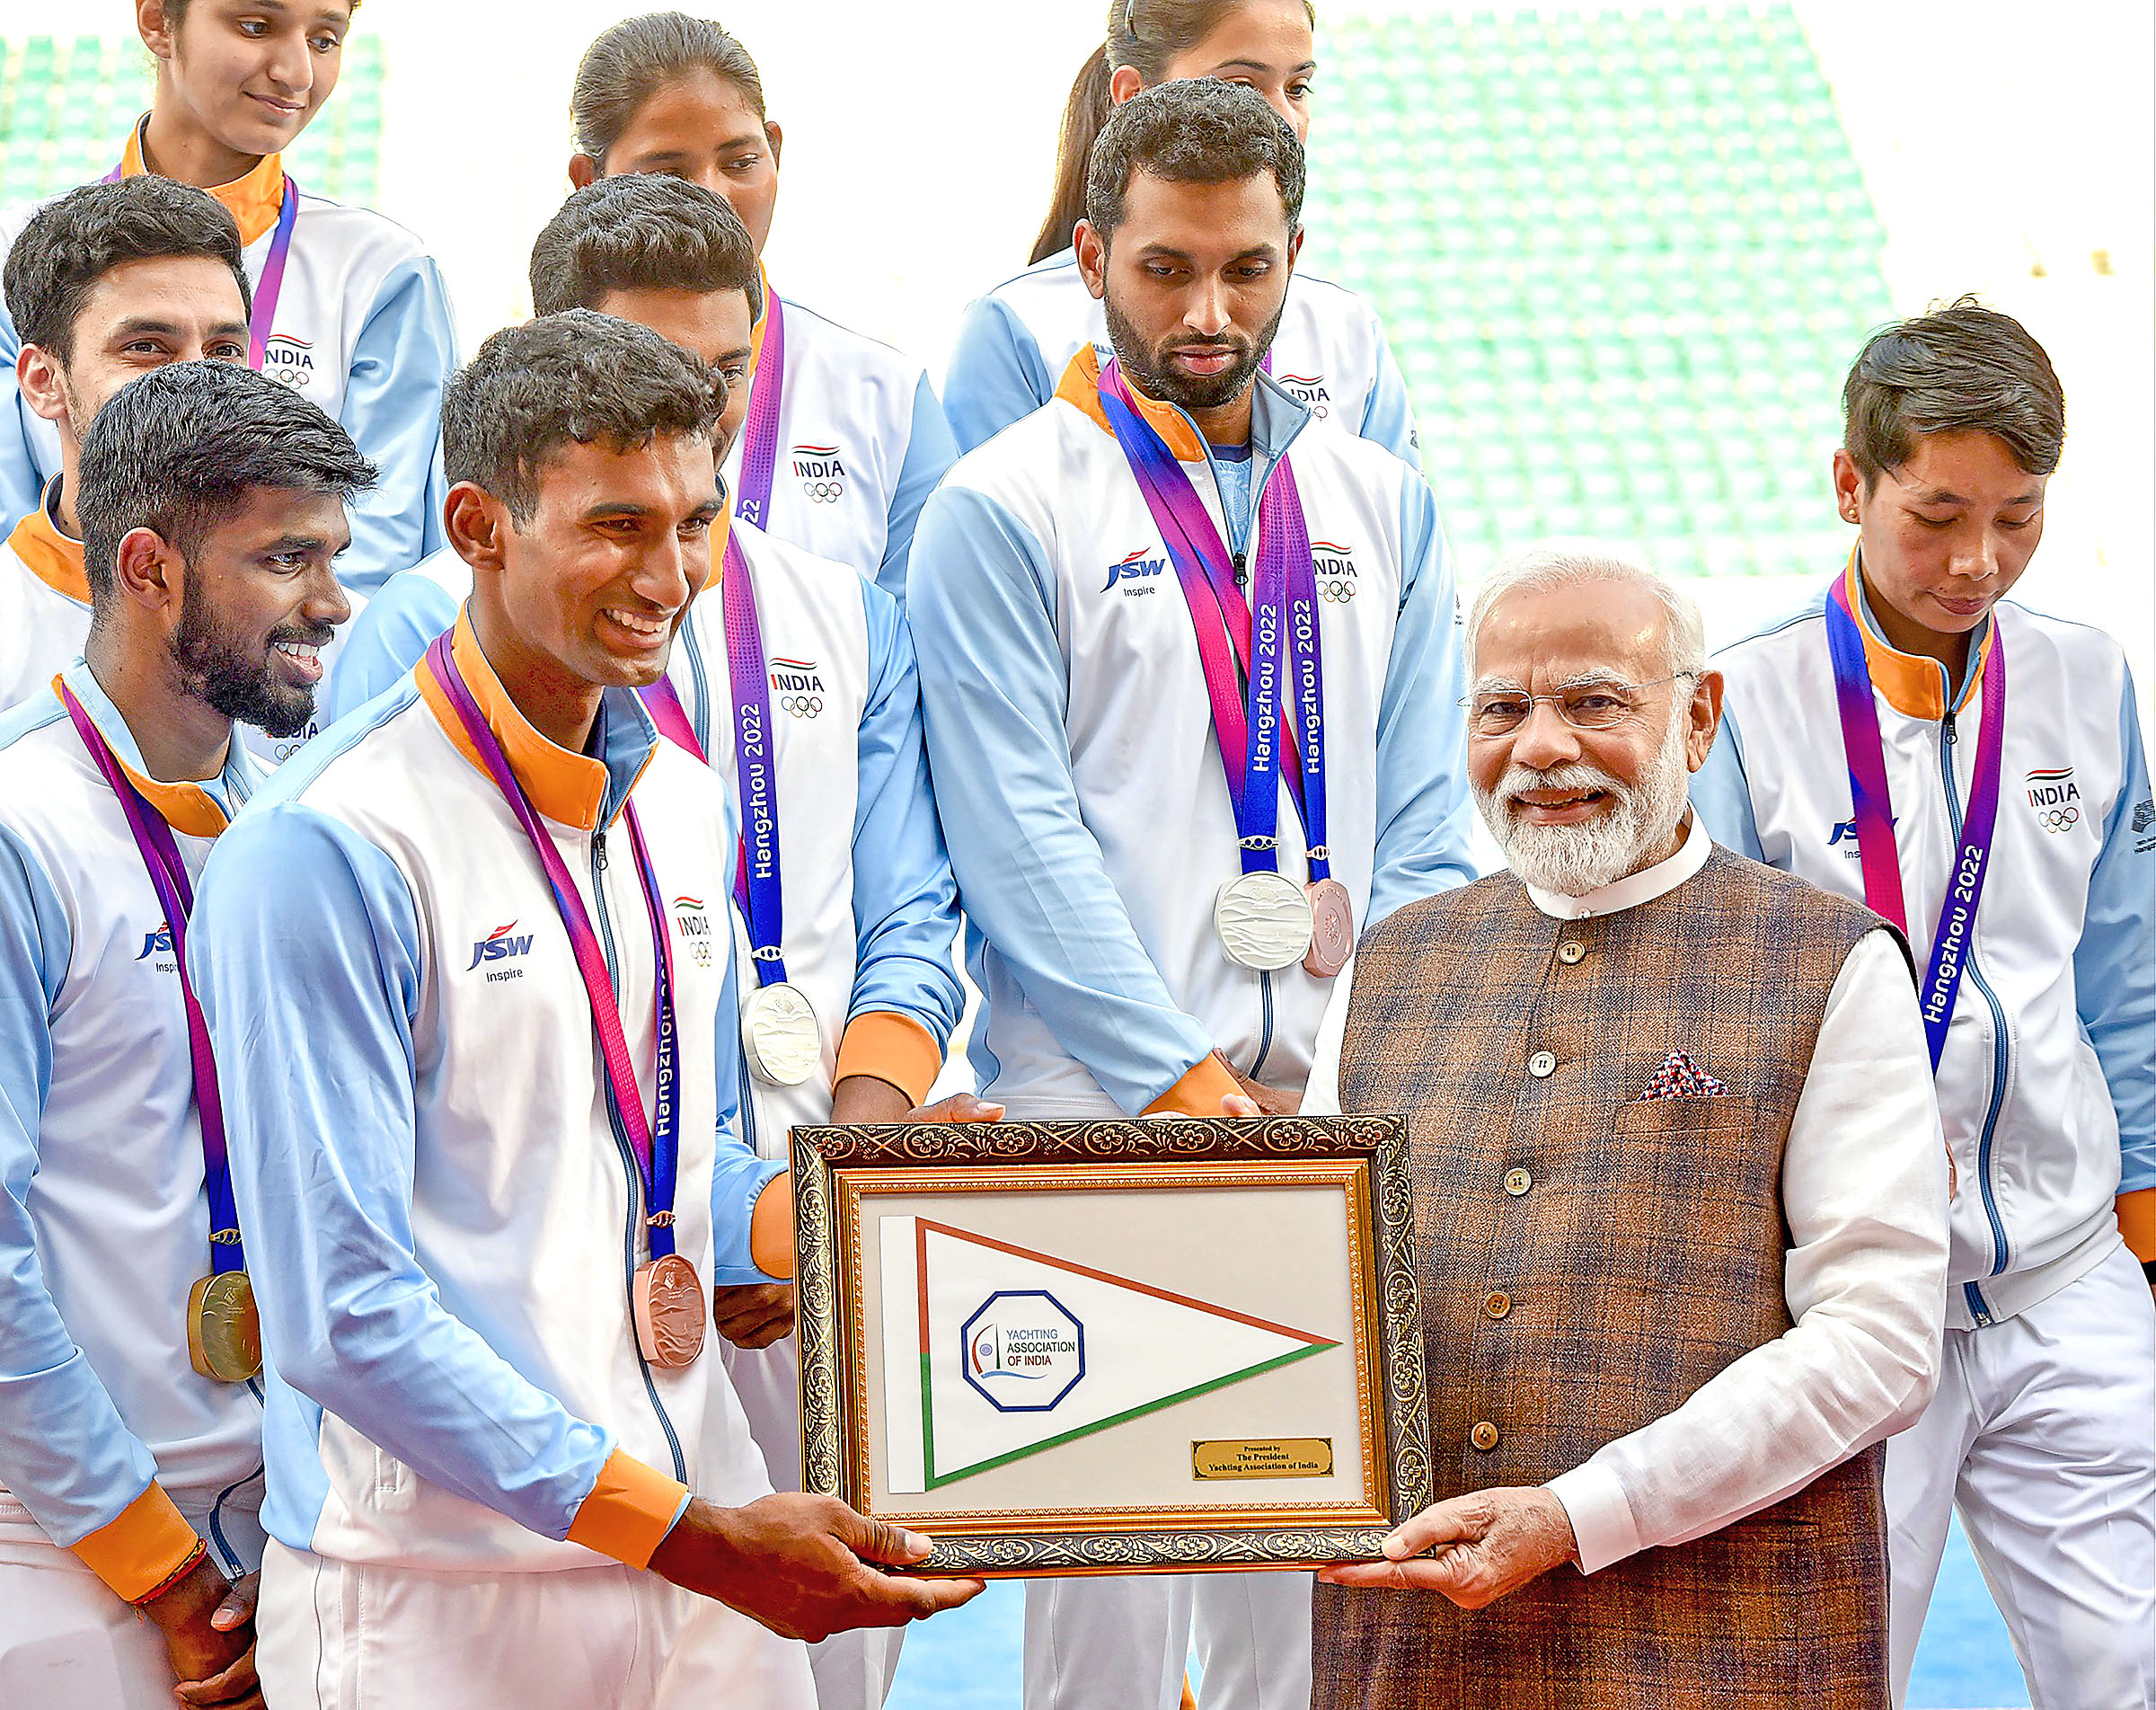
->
[173,1571,264,1708]
[714,1283,796,1350]
[1316,1487,1578,1610]
[1230,1069,1301,1116]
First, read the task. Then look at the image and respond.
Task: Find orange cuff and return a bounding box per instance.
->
[1144,1050,1242,1118]
[750,1174,796,1281]
[70,1483,203,1603]
[566,1449,692,1570]
[2118,1188,2156,1263]
[835,1012,941,1109]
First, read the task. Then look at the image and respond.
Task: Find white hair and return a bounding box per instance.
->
[1466,539,1708,679]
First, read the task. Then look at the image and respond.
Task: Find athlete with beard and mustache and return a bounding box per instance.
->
[908,80,1474,1710]
[0,359,370,1710]
[1299,545,1950,1710]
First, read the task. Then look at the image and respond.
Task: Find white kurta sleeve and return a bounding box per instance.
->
[1544,927,1951,1573]
[1299,957,1355,1116]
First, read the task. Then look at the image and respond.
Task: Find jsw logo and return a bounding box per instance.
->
[1828,816,1897,846]
[1103,549,1166,593]
[467,920,535,970]
[136,923,173,960]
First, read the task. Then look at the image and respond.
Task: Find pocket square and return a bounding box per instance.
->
[1636,1050,1728,1101]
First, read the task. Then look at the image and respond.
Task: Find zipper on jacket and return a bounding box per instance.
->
[206,1458,263,1578]
[590,828,688,1482]
[1938,710,2013,1326]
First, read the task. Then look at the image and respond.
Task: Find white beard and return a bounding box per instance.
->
[1475,709,1692,897]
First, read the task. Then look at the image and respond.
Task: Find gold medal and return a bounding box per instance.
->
[187,1271,262,1383]
[632,1252,706,1369]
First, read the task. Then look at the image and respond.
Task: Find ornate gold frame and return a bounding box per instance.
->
[792,1115,1428,1576]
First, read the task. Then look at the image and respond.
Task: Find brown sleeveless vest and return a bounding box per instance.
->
[1310,848,1897,1708]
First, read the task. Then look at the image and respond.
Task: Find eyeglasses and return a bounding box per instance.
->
[1460,673,1699,737]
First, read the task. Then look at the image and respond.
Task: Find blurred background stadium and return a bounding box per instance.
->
[0,3,2145,1705]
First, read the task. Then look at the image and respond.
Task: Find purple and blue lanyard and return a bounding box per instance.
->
[636,530,791,993]
[729,292,787,532]
[107,152,299,373]
[57,686,243,1276]
[1093,359,1335,888]
[1824,568,2006,1071]
[427,637,685,1259]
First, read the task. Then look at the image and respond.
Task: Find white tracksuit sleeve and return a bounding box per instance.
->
[1365,475,1480,925]
[190,802,623,1542]
[334,255,455,595]
[910,484,1218,1112]
[846,580,964,1044]
[1357,323,1423,472]
[323,568,459,724]
[941,294,1057,456]
[1688,702,1769,863]
[2078,673,2156,1194]
[0,828,165,1547]
[878,376,959,608]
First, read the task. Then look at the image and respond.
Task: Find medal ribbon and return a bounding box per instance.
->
[57,687,243,1274]
[105,155,300,373]
[732,292,787,530]
[426,637,684,1257]
[1824,568,2007,1071]
[1095,359,1330,879]
[636,531,788,987]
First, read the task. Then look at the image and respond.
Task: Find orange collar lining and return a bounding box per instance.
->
[1842,554,1994,723]
[8,490,89,605]
[1055,347,1207,463]
[121,116,288,247]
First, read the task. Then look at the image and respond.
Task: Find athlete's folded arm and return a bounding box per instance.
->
[2078,672,2156,1205]
[323,569,459,724]
[838,582,963,1106]
[333,255,458,595]
[0,826,203,1597]
[876,376,959,609]
[190,803,665,1557]
[907,484,1222,1116]
[940,294,1057,457]
[1365,474,1483,924]
[1686,696,1766,863]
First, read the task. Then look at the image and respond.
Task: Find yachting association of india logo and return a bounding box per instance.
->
[962,1291,1086,1413]
[2027,766,2081,833]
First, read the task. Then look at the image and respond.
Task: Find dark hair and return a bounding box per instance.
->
[529,174,763,321]
[75,361,375,607]
[1031,0,1314,263]
[570,12,765,166]
[441,311,723,527]
[1842,297,2065,485]
[1084,79,1304,248]
[4,177,251,363]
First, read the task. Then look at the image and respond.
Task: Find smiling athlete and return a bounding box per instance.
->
[1692,300,2155,1708]
[0,0,457,597]
[187,313,979,1709]
[943,0,1418,468]
[0,359,370,1710]
[565,12,957,605]
[910,83,1474,1710]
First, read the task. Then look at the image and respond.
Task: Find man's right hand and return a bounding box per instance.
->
[137,1555,253,1701]
[648,1493,984,1643]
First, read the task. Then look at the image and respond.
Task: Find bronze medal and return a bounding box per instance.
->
[187,1271,262,1383]
[632,1252,707,1369]
[1303,878,1356,979]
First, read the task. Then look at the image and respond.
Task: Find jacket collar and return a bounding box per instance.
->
[121,115,288,246]
[1842,552,1995,723]
[8,481,89,605]
[1055,345,1311,470]
[55,658,254,839]
[415,608,656,834]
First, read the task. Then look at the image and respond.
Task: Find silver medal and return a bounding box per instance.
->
[743,981,822,1085]
[1214,871,1314,971]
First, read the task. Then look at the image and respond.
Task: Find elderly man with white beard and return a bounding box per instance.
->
[1297,544,1953,1708]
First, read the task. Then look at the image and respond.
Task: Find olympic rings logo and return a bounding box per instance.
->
[782,695,824,718]
[1320,579,1356,602]
[802,479,844,504]
[2042,806,2079,832]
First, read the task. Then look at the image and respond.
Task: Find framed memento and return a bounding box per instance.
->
[792,1115,1428,1577]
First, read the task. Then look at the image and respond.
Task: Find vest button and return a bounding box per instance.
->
[1470,1420,1500,1451]
[1484,1289,1513,1320]
[1504,1168,1533,1197]
[1528,1050,1557,1078]
[1558,940,1586,965]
